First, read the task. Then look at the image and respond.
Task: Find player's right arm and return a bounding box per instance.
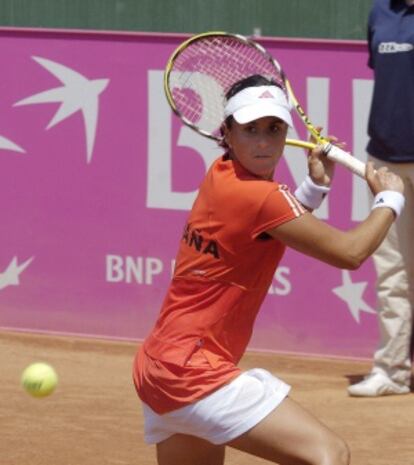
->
[267,162,404,270]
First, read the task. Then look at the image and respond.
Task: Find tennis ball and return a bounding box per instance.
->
[21,362,58,398]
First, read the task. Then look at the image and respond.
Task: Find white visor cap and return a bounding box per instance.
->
[224,85,293,127]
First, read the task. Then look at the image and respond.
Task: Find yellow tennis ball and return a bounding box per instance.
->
[21,362,58,398]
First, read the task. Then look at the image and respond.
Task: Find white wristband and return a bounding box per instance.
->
[372,191,405,218]
[294,175,330,210]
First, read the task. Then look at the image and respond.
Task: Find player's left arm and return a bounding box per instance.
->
[266,208,394,270]
[276,162,404,269]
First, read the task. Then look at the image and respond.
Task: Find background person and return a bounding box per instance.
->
[348,0,414,397]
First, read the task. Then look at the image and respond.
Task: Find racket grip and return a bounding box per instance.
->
[323,143,366,179]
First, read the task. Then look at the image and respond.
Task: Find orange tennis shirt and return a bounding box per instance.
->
[133,155,305,414]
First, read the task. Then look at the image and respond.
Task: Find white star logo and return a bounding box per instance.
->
[332,270,376,323]
[14,56,110,163]
[0,135,25,153]
[0,256,34,291]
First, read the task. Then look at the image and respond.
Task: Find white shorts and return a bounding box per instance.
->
[142,368,291,445]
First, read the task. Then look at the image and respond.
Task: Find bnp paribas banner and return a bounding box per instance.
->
[0,28,377,358]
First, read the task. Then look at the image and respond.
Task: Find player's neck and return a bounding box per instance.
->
[406,0,414,6]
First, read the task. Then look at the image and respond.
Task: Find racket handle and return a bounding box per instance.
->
[323,143,366,179]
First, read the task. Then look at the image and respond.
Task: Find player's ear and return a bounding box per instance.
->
[220,122,232,149]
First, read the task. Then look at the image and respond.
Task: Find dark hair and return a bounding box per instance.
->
[225,74,279,100]
[219,74,282,149]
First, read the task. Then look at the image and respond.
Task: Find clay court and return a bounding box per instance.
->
[1,330,413,465]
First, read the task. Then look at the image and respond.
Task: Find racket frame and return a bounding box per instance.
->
[164,31,366,178]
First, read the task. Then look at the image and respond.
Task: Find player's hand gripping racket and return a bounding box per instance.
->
[164,31,366,178]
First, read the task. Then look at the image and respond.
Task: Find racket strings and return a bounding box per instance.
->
[168,35,285,138]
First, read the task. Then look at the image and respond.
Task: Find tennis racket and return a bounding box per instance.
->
[164,31,366,178]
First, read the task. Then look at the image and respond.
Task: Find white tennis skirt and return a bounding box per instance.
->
[142,368,291,445]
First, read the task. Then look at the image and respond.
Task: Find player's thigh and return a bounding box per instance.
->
[156,433,225,465]
[228,397,350,465]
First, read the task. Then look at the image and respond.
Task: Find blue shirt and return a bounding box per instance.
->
[367,0,414,162]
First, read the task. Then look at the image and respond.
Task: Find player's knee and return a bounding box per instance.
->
[334,437,350,465]
[308,432,350,465]
[319,435,350,465]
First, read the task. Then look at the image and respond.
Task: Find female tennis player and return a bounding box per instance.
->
[133,75,405,465]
